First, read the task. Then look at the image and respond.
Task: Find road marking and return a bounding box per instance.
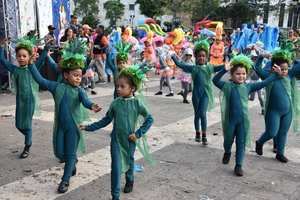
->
[0,100,260,200]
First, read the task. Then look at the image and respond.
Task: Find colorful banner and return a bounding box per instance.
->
[52,0,71,43]
[19,0,36,36]
[37,0,53,37]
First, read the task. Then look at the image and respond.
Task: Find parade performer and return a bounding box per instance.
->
[213,55,280,176]
[177,48,193,103]
[255,50,300,163]
[210,36,224,65]
[108,41,132,98]
[28,38,101,193]
[171,38,224,145]
[80,65,153,200]
[0,36,45,159]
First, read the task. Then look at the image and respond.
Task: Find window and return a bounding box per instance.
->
[129,4,135,11]
[278,3,285,27]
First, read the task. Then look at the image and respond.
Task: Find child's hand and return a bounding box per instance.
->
[79,124,86,130]
[272,64,282,75]
[128,134,137,143]
[225,62,231,71]
[92,104,102,113]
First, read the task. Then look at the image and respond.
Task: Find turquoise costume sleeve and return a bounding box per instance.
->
[78,88,93,109]
[213,64,225,72]
[0,47,17,73]
[28,64,58,93]
[247,74,277,93]
[35,48,48,71]
[135,102,154,138]
[85,104,114,131]
[171,55,194,73]
[213,68,227,89]
[47,55,59,73]
[254,56,269,79]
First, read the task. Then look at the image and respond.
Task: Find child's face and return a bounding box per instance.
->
[277,63,289,77]
[196,51,207,65]
[118,61,128,70]
[116,77,134,97]
[16,49,30,66]
[63,69,82,86]
[231,67,247,84]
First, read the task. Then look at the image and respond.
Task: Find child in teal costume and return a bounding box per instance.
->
[213,55,280,176]
[28,38,101,193]
[81,65,154,200]
[255,50,300,163]
[0,37,45,159]
[171,39,224,145]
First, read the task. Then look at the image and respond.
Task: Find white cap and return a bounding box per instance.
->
[184,48,193,56]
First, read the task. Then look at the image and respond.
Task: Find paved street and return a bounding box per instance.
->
[0,76,300,200]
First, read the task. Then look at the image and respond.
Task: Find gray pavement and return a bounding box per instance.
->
[0,76,300,200]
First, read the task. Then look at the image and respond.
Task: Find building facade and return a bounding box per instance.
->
[98,0,147,27]
[221,0,300,28]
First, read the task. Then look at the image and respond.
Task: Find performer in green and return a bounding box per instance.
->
[28,38,101,193]
[213,55,280,176]
[81,65,154,200]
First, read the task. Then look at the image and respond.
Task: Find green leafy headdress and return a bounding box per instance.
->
[231,54,253,73]
[194,36,210,55]
[15,35,41,55]
[271,49,292,65]
[60,38,87,70]
[115,42,132,63]
[119,65,149,91]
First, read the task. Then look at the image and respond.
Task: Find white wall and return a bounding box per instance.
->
[36,0,53,37]
[18,0,36,35]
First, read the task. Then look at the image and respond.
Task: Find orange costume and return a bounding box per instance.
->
[210,40,224,65]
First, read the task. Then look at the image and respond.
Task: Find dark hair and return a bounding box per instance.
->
[118,74,137,92]
[15,46,32,55]
[271,59,288,66]
[60,28,72,42]
[230,64,248,75]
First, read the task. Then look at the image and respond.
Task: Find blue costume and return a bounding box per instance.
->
[254,56,300,157]
[172,55,223,134]
[85,96,153,200]
[213,68,278,171]
[29,64,95,183]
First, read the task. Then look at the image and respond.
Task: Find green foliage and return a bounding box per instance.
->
[104,0,125,27]
[227,1,258,28]
[184,0,220,23]
[231,54,253,73]
[74,0,99,27]
[136,0,168,18]
[60,38,87,70]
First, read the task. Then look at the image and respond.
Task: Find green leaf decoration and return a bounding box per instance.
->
[115,41,132,62]
[231,54,253,73]
[60,38,87,70]
[272,49,292,65]
[119,65,150,91]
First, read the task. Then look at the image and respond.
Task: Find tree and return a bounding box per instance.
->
[104,0,125,27]
[74,0,99,27]
[227,1,258,28]
[136,0,169,18]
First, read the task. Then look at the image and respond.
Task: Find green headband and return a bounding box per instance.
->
[116,42,132,63]
[271,49,292,65]
[119,65,149,91]
[194,37,210,55]
[231,54,253,72]
[60,38,87,70]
